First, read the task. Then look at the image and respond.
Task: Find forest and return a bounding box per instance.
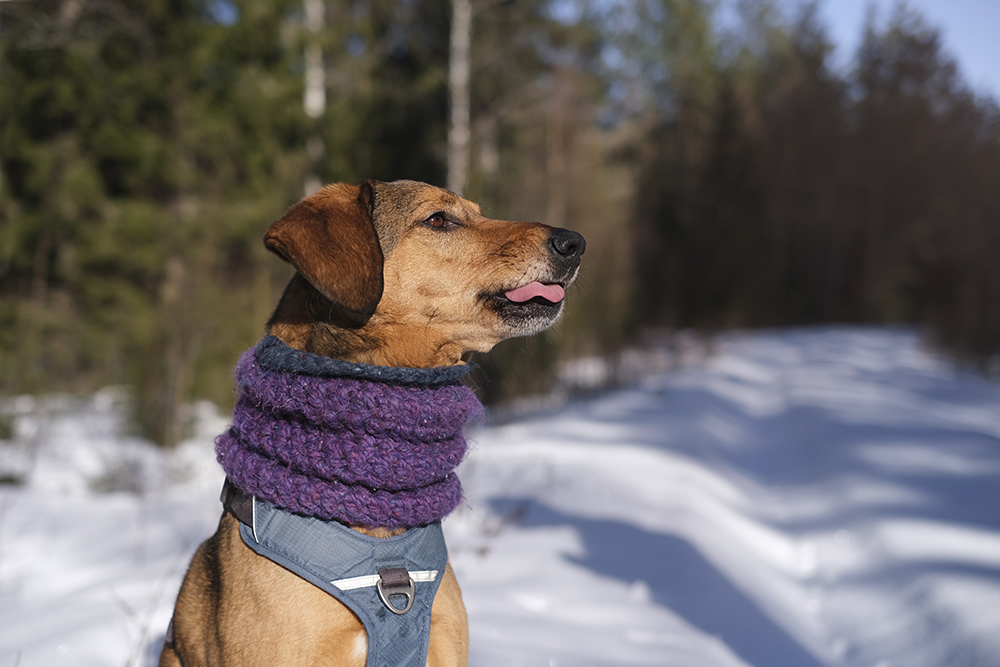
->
[2,0,999,446]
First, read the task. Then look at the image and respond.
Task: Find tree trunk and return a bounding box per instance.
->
[303,0,325,196]
[448,0,472,195]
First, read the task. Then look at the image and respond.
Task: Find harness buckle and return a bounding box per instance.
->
[376,567,415,615]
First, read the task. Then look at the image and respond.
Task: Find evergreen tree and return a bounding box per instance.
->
[1,0,308,444]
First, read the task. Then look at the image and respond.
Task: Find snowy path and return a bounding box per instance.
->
[1,328,999,666]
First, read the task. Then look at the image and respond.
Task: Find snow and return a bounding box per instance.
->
[2,327,999,667]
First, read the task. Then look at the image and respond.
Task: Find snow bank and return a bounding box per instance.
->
[1,328,998,666]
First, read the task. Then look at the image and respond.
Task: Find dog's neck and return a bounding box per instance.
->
[266,273,470,368]
[267,274,472,368]
[269,321,469,370]
[215,336,483,530]
[266,273,382,361]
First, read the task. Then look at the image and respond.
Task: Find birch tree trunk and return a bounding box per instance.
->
[448,0,472,195]
[304,0,325,196]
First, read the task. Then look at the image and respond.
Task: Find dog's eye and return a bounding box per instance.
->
[423,212,458,230]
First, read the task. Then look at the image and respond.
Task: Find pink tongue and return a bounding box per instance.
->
[504,282,565,303]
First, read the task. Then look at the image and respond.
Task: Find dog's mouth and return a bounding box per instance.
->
[503,282,565,305]
[484,280,567,336]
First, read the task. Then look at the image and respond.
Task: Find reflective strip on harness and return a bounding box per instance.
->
[333,569,439,591]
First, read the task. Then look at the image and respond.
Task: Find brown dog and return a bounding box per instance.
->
[159,180,584,667]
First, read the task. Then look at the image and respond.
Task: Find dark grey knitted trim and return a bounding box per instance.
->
[254,335,471,387]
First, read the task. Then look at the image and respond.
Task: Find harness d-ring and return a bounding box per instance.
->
[376,567,415,614]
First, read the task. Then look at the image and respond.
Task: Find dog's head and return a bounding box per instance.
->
[264,180,585,368]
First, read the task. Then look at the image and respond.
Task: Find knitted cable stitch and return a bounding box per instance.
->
[215,336,483,528]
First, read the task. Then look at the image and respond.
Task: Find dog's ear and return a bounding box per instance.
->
[264,181,383,318]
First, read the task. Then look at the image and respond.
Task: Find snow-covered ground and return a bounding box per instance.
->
[2,327,999,667]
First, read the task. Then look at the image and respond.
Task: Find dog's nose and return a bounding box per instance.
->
[549,229,586,258]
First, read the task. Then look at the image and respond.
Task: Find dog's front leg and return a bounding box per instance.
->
[427,563,469,666]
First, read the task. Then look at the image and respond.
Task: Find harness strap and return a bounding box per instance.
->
[221,477,254,525]
[221,479,448,667]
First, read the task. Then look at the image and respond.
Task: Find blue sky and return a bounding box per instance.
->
[801,0,1000,99]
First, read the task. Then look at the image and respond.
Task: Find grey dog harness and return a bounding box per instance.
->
[222,480,449,667]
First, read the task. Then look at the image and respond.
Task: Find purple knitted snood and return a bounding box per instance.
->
[215,336,483,529]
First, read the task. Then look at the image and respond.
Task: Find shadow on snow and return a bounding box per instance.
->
[491,498,826,667]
